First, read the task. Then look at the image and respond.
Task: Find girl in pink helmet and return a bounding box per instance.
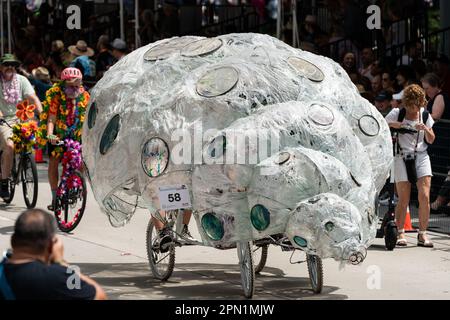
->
[37,67,90,210]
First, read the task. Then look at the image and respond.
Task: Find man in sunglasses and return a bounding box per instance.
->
[0,54,42,199]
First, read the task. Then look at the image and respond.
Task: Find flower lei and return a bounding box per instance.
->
[1,73,20,104]
[37,82,89,158]
[55,138,83,229]
[9,100,38,153]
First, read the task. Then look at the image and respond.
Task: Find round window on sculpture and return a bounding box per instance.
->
[88,101,97,129]
[141,137,170,178]
[100,114,121,155]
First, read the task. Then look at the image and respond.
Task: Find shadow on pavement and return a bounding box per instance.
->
[75,262,347,300]
[0,204,25,213]
[0,225,14,235]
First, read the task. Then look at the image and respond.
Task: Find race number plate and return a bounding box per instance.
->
[158,185,192,210]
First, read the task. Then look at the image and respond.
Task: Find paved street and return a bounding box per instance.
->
[1,161,450,300]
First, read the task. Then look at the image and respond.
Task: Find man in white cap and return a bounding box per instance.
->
[391,90,404,109]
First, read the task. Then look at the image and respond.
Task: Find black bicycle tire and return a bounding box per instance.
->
[21,154,38,208]
[254,244,268,274]
[385,223,398,251]
[2,156,16,204]
[306,254,323,294]
[146,219,175,281]
[238,241,255,299]
[55,172,87,232]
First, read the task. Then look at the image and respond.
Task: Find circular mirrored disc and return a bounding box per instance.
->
[287,56,324,82]
[196,67,239,97]
[358,115,380,136]
[144,37,194,61]
[181,38,223,57]
[274,151,290,165]
[309,104,334,126]
[141,137,170,177]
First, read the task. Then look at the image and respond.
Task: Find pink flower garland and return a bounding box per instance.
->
[56,138,83,229]
[1,73,20,104]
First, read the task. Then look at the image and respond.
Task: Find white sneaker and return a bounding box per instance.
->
[181,224,196,242]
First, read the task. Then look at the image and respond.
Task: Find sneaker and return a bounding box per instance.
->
[181,224,196,242]
[0,179,10,199]
[156,228,172,253]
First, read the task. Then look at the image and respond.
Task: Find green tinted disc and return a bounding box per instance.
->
[293,236,308,248]
[250,204,270,231]
[201,212,224,241]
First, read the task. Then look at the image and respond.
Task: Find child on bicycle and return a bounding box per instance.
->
[37,67,89,210]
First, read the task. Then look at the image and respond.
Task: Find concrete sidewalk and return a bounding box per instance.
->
[1,162,449,300]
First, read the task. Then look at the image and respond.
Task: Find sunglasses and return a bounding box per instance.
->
[2,62,17,67]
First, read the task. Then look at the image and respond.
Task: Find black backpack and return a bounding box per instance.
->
[397,107,429,124]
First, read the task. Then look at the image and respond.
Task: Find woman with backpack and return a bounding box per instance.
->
[385,84,435,248]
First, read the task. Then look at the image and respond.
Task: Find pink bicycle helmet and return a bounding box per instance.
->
[61,67,82,81]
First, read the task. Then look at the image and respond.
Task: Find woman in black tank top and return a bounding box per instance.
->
[422,73,450,120]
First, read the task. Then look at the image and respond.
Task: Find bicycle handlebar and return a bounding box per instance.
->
[0,118,12,128]
[390,126,418,134]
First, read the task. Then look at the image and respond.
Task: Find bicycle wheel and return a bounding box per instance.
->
[237,241,255,299]
[146,218,175,281]
[2,156,16,204]
[54,172,87,232]
[306,254,323,294]
[253,244,268,274]
[384,221,398,251]
[21,154,38,208]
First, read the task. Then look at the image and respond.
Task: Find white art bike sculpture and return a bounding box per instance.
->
[83,33,393,264]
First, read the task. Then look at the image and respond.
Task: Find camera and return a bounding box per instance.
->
[403,154,417,184]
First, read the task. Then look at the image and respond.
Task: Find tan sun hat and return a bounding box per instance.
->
[32,66,50,82]
[68,40,94,57]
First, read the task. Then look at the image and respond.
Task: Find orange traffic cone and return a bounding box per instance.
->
[404,205,416,232]
[34,148,46,163]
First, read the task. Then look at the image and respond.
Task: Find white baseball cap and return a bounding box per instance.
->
[392,90,404,100]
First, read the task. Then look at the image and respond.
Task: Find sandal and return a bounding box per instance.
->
[396,229,407,247]
[417,231,434,248]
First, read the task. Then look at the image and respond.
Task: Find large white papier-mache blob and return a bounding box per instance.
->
[83,33,392,262]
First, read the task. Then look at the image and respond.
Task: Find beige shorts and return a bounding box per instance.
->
[394,152,433,183]
[0,122,13,151]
